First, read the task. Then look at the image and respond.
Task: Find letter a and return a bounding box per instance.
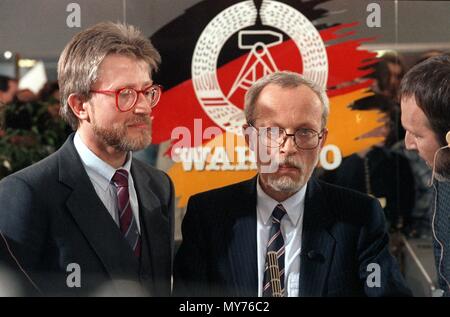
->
[66,3,81,28]
[366,263,381,288]
[366,3,381,28]
[66,263,81,288]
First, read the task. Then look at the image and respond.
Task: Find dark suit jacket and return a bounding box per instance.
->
[173,177,412,297]
[0,134,174,296]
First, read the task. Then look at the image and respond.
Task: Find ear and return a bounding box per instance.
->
[67,93,90,121]
[319,128,328,149]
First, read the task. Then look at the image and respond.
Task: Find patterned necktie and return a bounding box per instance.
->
[263,204,287,297]
[112,169,141,257]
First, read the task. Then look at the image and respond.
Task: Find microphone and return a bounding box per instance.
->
[302,249,324,261]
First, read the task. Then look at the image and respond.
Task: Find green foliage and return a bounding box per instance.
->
[0,99,70,179]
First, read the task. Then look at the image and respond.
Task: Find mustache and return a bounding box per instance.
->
[126,116,152,126]
[275,156,303,169]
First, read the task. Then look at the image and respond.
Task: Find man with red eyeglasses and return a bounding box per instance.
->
[0,22,174,296]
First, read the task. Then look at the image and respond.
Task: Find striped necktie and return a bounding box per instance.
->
[263,204,287,297]
[112,169,141,257]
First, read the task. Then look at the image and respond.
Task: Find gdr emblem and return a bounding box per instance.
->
[192,0,329,136]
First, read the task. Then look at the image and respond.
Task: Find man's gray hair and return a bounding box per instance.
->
[58,21,161,130]
[244,71,329,128]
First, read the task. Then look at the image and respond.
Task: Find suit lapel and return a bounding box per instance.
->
[227,177,258,296]
[299,178,336,297]
[225,177,336,297]
[58,135,140,284]
[131,162,171,296]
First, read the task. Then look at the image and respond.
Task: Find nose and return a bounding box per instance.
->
[280,134,298,155]
[133,92,152,115]
[404,131,417,150]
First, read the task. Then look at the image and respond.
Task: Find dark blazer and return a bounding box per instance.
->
[173,177,412,297]
[0,134,174,296]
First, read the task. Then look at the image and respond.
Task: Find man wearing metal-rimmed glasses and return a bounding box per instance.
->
[0,22,174,296]
[174,71,410,297]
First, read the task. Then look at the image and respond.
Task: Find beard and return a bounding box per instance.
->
[266,155,315,193]
[92,115,152,152]
[428,147,450,181]
[435,149,450,180]
[267,174,302,193]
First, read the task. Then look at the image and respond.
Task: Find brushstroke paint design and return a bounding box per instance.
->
[149,0,384,207]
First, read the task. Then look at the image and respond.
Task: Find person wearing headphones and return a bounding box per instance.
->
[400,54,450,297]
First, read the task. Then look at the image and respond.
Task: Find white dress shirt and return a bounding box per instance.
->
[73,132,140,233]
[256,177,306,297]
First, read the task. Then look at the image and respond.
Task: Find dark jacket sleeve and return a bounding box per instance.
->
[173,195,209,297]
[0,175,47,295]
[165,172,175,282]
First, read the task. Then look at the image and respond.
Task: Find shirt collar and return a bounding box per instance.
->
[74,132,133,191]
[256,176,307,226]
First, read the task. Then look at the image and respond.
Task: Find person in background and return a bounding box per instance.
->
[321,94,415,233]
[372,53,405,102]
[0,75,18,106]
[38,81,60,103]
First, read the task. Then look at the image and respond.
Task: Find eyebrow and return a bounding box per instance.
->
[260,124,320,132]
[113,82,153,89]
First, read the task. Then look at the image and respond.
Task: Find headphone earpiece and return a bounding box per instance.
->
[429,131,450,186]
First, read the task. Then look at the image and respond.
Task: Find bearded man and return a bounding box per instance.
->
[173,71,411,297]
[0,22,174,296]
[400,55,450,297]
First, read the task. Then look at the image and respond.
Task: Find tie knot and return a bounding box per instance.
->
[272,204,286,222]
[112,169,129,188]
